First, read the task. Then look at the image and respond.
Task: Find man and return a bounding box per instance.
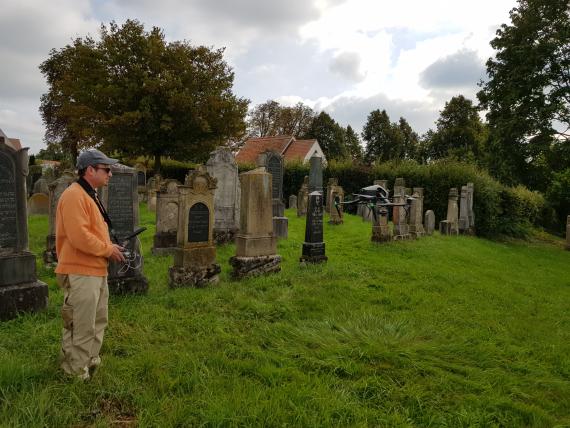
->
[55,149,125,380]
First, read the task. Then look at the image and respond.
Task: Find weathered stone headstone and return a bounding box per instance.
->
[374,179,388,189]
[135,163,147,203]
[328,184,344,225]
[99,164,149,294]
[32,177,49,195]
[169,168,221,287]
[440,188,459,235]
[230,167,281,278]
[459,185,470,234]
[371,204,392,243]
[27,193,49,215]
[0,134,48,321]
[409,187,425,238]
[300,191,327,264]
[566,215,570,250]
[43,170,75,265]
[424,210,435,235]
[297,176,309,217]
[146,173,162,211]
[325,178,338,213]
[308,154,323,195]
[257,151,287,238]
[206,147,241,244]
[152,181,180,255]
[289,195,297,210]
[392,178,410,240]
[467,182,475,232]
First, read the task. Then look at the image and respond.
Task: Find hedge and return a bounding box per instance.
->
[283,159,545,238]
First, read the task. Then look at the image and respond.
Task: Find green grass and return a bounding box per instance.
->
[1,206,569,427]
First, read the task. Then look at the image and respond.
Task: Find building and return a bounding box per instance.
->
[236,135,326,165]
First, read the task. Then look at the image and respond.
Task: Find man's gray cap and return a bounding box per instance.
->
[76,149,118,170]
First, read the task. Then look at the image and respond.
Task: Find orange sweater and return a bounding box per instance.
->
[55,182,114,276]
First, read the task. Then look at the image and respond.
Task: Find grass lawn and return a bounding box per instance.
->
[1,205,569,427]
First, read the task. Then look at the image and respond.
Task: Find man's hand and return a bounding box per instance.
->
[109,244,126,262]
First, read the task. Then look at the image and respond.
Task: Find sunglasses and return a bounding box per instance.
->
[92,166,112,174]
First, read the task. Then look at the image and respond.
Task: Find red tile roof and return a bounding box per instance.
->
[283,139,316,162]
[236,136,321,165]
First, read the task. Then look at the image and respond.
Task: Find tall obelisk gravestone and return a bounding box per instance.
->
[169,168,221,287]
[258,150,288,239]
[0,133,48,321]
[300,191,327,264]
[99,163,149,294]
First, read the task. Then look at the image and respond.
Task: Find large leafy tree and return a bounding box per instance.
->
[40,20,249,171]
[305,111,347,161]
[477,0,570,186]
[398,117,420,161]
[246,100,314,138]
[362,109,405,163]
[344,125,363,162]
[428,95,487,162]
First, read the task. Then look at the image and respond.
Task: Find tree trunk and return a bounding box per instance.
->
[154,153,161,175]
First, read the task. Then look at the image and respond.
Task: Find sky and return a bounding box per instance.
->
[0,0,518,154]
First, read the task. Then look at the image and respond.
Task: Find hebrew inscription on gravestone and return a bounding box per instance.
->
[107,173,135,238]
[0,152,17,250]
[188,203,209,243]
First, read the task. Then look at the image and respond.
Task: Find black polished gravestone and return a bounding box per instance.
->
[300,191,327,264]
[0,135,48,321]
[99,164,148,295]
[188,203,209,242]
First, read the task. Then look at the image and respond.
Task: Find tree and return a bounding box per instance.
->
[398,117,420,160]
[278,103,315,137]
[477,0,570,185]
[40,20,249,172]
[247,100,281,137]
[246,100,314,138]
[362,109,404,163]
[429,95,487,162]
[344,125,363,161]
[305,111,347,160]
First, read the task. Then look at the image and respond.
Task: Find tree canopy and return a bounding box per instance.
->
[362,109,406,163]
[246,100,314,139]
[477,0,570,186]
[305,111,348,161]
[40,20,249,171]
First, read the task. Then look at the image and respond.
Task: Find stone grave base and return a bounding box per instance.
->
[393,225,411,240]
[169,263,221,288]
[108,275,149,295]
[43,234,57,265]
[214,228,238,245]
[0,281,48,321]
[439,220,459,236]
[409,225,426,239]
[152,232,177,255]
[371,226,392,243]
[273,217,288,239]
[229,255,281,279]
[0,252,38,285]
[300,242,327,264]
[273,200,285,217]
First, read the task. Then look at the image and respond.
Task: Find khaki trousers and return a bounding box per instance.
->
[58,274,109,375]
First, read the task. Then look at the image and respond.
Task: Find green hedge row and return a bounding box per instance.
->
[284,160,545,238]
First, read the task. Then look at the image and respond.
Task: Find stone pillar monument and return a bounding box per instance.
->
[43,170,76,265]
[424,210,435,235]
[409,187,425,238]
[205,147,241,244]
[300,191,327,264]
[371,204,392,243]
[0,133,48,321]
[440,188,459,235]
[467,182,475,232]
[325,178,337,213]
[392,178,410,240]
[459,185,470,234]
[328,184,344,225]
[146,173,162,211]
[99,163,149,294]
[257,151,288,239]
[135,163,147,203]
[169,168,221,287]
[308,154,323,195]
[297,176,309,217]
[289,195,297,210]
[152,182,180,255]
[230,168,281,278]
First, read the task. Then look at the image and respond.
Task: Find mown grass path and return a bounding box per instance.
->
[1,206,569,426]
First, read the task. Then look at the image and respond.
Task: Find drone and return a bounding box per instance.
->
[333,184,414,222]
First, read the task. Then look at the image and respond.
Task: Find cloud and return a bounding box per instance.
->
[420,49,486,89]
[329,51,365,82]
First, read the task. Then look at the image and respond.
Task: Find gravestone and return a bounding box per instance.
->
[308,154,323,195]
[300,191,327,264]
[325,178,337,213]
[371,204,392,243]
[297,176,309,217]
[43,170,75,265]
[424,210,435,235]
[169,168,221,287]
[230,167,281,278]
[328,184,344,225]
[32,177,49,195]
[440,188,459,235]
[257,151,287,238]
[205,147,241,244]
[374,179,388,189]
[146,173,162,211]
[99,164,149,294]
[0,134,48,321]
[135,163,147,203]
[566,215,570,250]
[459,185,470,234]
[409,188,425,238]
[467,182,475,232]
[27,193,49,215]
[289,195,297,210]
[152,181,180,255]
[392,178,410,240]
